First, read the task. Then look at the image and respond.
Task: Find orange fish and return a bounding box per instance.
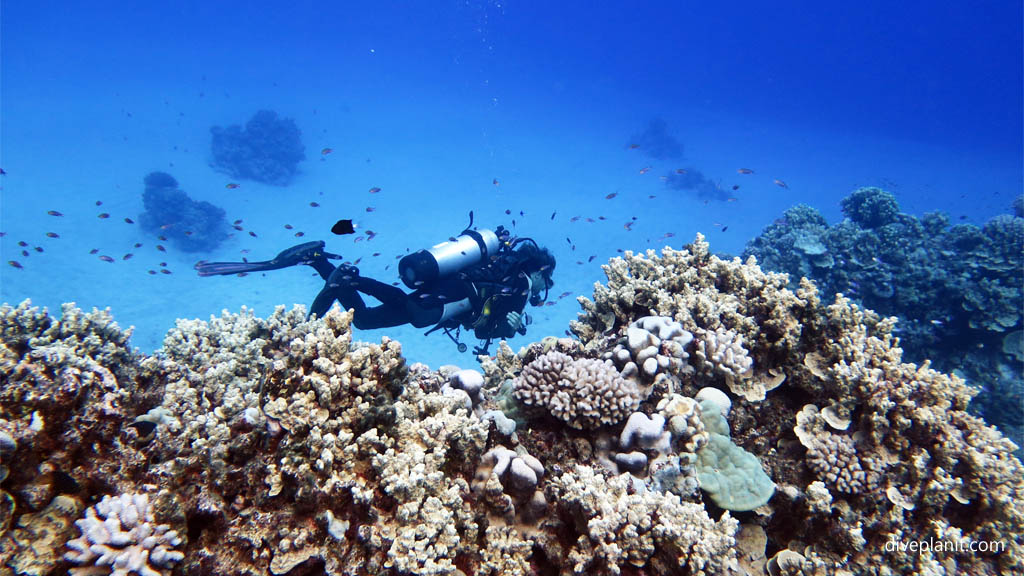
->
[773,179,789,189]
[639,166,651,174]
[737,168,755,174]
[369,187,381,194]
[226,183,240,189]
[321,147,333,155]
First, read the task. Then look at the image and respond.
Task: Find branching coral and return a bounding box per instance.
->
[513,350,641,429]
[545,465,738,575]
[65,492,184,576]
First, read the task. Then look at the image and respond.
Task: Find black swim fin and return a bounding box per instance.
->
[195,241,339,276]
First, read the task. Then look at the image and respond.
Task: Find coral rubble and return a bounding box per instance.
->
[0,233,1021,575]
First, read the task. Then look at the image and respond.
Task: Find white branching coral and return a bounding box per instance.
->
[65,492,184,576]
[514,350,641,429]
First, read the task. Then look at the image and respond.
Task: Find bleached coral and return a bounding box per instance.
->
[65,493,184,576]
[694,327,760,401]
[546,465,738,575]
[513,350,641,429]
[604,316,693,391]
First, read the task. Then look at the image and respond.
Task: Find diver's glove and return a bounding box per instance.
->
[506,311,527,336]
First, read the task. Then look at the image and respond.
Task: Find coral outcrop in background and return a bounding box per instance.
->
[1,234,1021,575]
[139,172,229,253]
[210,110,306,186]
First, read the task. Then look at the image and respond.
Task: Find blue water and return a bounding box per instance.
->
[2,1,1021,370]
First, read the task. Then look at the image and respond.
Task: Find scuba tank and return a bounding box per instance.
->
[399,226,499,289]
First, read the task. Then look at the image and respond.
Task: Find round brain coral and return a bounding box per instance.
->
[514,350,641,429]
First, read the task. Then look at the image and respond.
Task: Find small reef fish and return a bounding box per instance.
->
[639,167,651,174]
[123,254,133,260]
[249,231,257,237]
[157,245,166,252]
[492,179,500,186]
[225,183,240,189]
[731,185,740,191]
[310,202,320,207]
[675,169,687,174]
[605,192,618,200]
[47,210,64,217]
[46,232,59,238]
[331,219,356,235]
[773,179,789,189]
[124,217,134,224]
[628,144,640,149]
[96,200,103,206]
[284,224,293,229]
[89,249,99,254]
[160,269,172,274]
[321,147,333,155]
[366,207,375,212]
[99,255,115,263]
[294,232,305,237]
[737,168,755,174]
[369,187,381,194]
[8,261,23,269]
[98,213,110,219]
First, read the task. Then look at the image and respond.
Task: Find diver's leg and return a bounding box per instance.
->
[310,271,415,329]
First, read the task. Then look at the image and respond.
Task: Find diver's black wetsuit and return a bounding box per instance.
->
[195,239,535,341]
[313,264,530,340]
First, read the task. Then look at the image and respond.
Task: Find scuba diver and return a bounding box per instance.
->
[195,214,556,355]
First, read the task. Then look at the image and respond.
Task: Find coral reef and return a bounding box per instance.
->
[210,110,305,186]
[1,232,1022,575]
[744,187,1024,448]
[138,172,228,252]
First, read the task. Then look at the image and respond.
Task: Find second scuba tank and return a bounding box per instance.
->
[399,228,500,289]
